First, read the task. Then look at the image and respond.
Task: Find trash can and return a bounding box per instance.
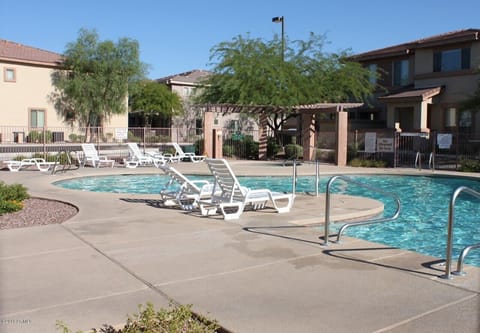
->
[52,131,64,142]
[13,131,24,143]
[181,145,195,154]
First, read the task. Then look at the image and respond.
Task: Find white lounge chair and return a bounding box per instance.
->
[168,142,205,163]
[5,158,55,172]
[158,164,217,210]
[199,158,294,220]
[81,144,115,168]
[126,143,168,168]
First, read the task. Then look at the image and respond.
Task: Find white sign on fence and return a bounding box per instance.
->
[365,132,377,153]
[115,128,128,140]
[377,138,394,152]
[437,133,452,149]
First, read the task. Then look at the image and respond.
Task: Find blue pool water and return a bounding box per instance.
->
[54,174,480,267]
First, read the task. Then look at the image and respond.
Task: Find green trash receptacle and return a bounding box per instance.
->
[181,145,195,161]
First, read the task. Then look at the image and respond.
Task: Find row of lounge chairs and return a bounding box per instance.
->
[126,142,205,167]
[3,142,205,172]
[158,158,294,220]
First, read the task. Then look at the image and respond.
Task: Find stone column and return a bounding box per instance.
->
[301,113,315,161]
[258,113,268,160]
[336,111,348,166]
[212,128,223,158]
[203,109,214,158]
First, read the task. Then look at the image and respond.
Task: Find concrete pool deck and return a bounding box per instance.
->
[0,161,479,332]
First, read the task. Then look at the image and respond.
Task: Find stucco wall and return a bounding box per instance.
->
[0,62,128,128]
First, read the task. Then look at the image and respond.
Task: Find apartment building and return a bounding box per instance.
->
[351,29,480,136]
[0,39,129,143]
[154,69,258,143]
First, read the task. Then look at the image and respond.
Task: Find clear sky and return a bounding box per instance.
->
[1,0,479,79]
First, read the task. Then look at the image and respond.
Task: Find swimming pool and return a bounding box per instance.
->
[54,174,480,267]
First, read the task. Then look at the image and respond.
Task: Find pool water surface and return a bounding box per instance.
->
[54,174,480,267]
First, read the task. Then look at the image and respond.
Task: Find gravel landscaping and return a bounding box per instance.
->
[0,198,78,229]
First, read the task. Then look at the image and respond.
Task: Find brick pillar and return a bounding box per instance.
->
[203,110,214,158]
[302,113,315,161]
[258,113,268,160]
[336,111,348,166]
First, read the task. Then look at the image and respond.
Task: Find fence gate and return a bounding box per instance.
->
[395,132,433,168]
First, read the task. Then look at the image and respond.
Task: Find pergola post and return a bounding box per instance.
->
[258,113,268,160]
[302,112,316,161]
[336,110,348,166]
[203,107,214,158]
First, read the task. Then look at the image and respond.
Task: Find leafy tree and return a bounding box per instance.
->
[196,33,375,136]
[129,80,183,126]
[51,28,147,140]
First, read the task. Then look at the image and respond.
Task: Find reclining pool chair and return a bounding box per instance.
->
[126,142,168,168]
[158,164,218,210]
[81,143,115,168]
[168,142,205,163]
[199,158,294,220]
[5,158,55,172]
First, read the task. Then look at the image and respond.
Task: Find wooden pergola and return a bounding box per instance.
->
[202,102,363,166]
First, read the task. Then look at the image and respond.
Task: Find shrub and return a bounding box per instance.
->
[267,137,282,158]
[27,130,52,143]
[56,302,219,333]
[0,182,29,215]
[348,158,387,168]
[243,135,258,160]
[230,135,259,159]
[195,139,204,155]
[223,144,234,157]
[459,159,480,172]
[127,131,142,143]
[284,144,303,159]
[68,133,78,142]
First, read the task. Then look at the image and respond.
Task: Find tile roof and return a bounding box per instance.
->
[378,86,443,102]
[0,39,63,66]
[352,29,480,61]
[156,69,212,85]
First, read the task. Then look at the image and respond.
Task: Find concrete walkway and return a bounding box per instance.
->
[0,161,479,332]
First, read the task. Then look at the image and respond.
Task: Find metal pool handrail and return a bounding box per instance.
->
[441,186,480,279]
[323,175,401,246]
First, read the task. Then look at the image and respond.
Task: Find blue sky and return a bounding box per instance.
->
[1,0,479,79]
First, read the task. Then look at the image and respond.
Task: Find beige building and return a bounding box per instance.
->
[351,29,480,135]
[0,39,129,143]
[154,70,258,143]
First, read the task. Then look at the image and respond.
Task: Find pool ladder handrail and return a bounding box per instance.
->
[323,175,401,246]
[441,186,480,279]
[415,151,422,170]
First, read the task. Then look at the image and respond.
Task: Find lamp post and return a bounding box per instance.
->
[272,16,284,62]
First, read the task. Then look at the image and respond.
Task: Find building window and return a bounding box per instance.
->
[459,110,472,128]
[393,59,409,86]
[4,67,16,82]
[195,118,203,135]
[183,86,193,96]
[30,109,46,128]
[445,107,457,127]
[433,48,470,72]
[367,64,377,84]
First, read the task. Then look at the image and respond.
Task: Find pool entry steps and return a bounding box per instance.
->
[322,175,401,246]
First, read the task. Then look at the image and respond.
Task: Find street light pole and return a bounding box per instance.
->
[272,16,284,62]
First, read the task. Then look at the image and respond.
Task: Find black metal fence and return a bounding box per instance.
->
[0,126,204,163]
[345,129,480,171]
[1,125,479,171]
